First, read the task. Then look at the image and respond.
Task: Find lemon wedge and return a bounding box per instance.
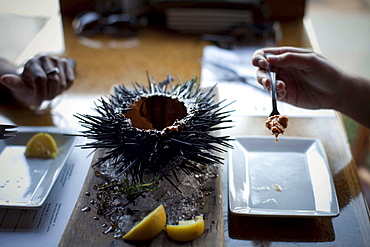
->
[25,133,58,159]
[165,216,204,242]
[122,204,166,241]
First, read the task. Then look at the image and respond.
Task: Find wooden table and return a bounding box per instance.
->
[1,17,369,246]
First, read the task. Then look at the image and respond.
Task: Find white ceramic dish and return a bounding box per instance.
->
[228,136,339,217]
[0,127,77,208]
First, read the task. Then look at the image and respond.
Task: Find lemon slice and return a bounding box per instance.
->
[25,133,58,159]
[122,204,166,241]
[165,216,204,242]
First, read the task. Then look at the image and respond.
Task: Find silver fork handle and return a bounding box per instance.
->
[264,53,277,100]
[268,65,277,101]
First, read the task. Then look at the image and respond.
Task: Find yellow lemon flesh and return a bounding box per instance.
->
[122,204,166,241]
[165,216,204,242]
[25,133,58,159]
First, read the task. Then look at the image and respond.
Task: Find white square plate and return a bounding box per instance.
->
[228,136,339,217]
[0,127,77,208]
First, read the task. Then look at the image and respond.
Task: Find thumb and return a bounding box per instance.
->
[1,74,25,91]
[0,75,36,105]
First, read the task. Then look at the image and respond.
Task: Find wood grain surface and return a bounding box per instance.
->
[59,151,224,247]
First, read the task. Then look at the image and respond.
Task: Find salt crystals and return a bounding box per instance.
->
[91,149,219,238]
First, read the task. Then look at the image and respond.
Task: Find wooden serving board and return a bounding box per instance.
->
[59,151,224,247]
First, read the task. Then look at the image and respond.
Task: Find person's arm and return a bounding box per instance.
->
[252,46,370,128]
[337,73,370,128]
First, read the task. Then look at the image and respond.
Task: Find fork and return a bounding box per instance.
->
[0,124,17,139]
[264,54,280,117]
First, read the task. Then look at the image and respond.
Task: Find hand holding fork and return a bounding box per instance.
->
[264,53,280,117]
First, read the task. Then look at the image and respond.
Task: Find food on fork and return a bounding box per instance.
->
[265,115,289,142]
[25,133,58,158]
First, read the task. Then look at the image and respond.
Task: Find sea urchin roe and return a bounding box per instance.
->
[265,115,288,142]
[125,96,187,130]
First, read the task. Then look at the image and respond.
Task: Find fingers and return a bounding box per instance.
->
[256,68,286,100]
[57,57,75,93]
[276,80,286,101]
[252,46,314,69]
[266,52,323,72]
[62,58,75,90]
[257,68,271,90]
[44,57,62,100]
[20,55,75,104]
[252,49,268,68]
[22,58,47,103]
[46,57,75,97]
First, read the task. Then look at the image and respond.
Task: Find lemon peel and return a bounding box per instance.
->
[25,132,58,159]
[122,204,166,241]
[165,216,204,242]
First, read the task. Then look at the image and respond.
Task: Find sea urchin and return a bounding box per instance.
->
[75,76,233,187]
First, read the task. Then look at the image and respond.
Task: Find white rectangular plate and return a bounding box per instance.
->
[229,136,339,217]
[0,127,77,208]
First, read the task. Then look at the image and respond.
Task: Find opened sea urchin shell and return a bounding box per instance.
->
[75,77,233,185]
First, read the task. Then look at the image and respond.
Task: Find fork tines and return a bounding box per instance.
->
[0,124,18,139]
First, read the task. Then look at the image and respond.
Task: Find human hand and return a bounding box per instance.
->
[0,55,74,107]
[252,47,344,110]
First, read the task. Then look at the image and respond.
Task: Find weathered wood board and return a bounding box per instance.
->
[59,150,224,247]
